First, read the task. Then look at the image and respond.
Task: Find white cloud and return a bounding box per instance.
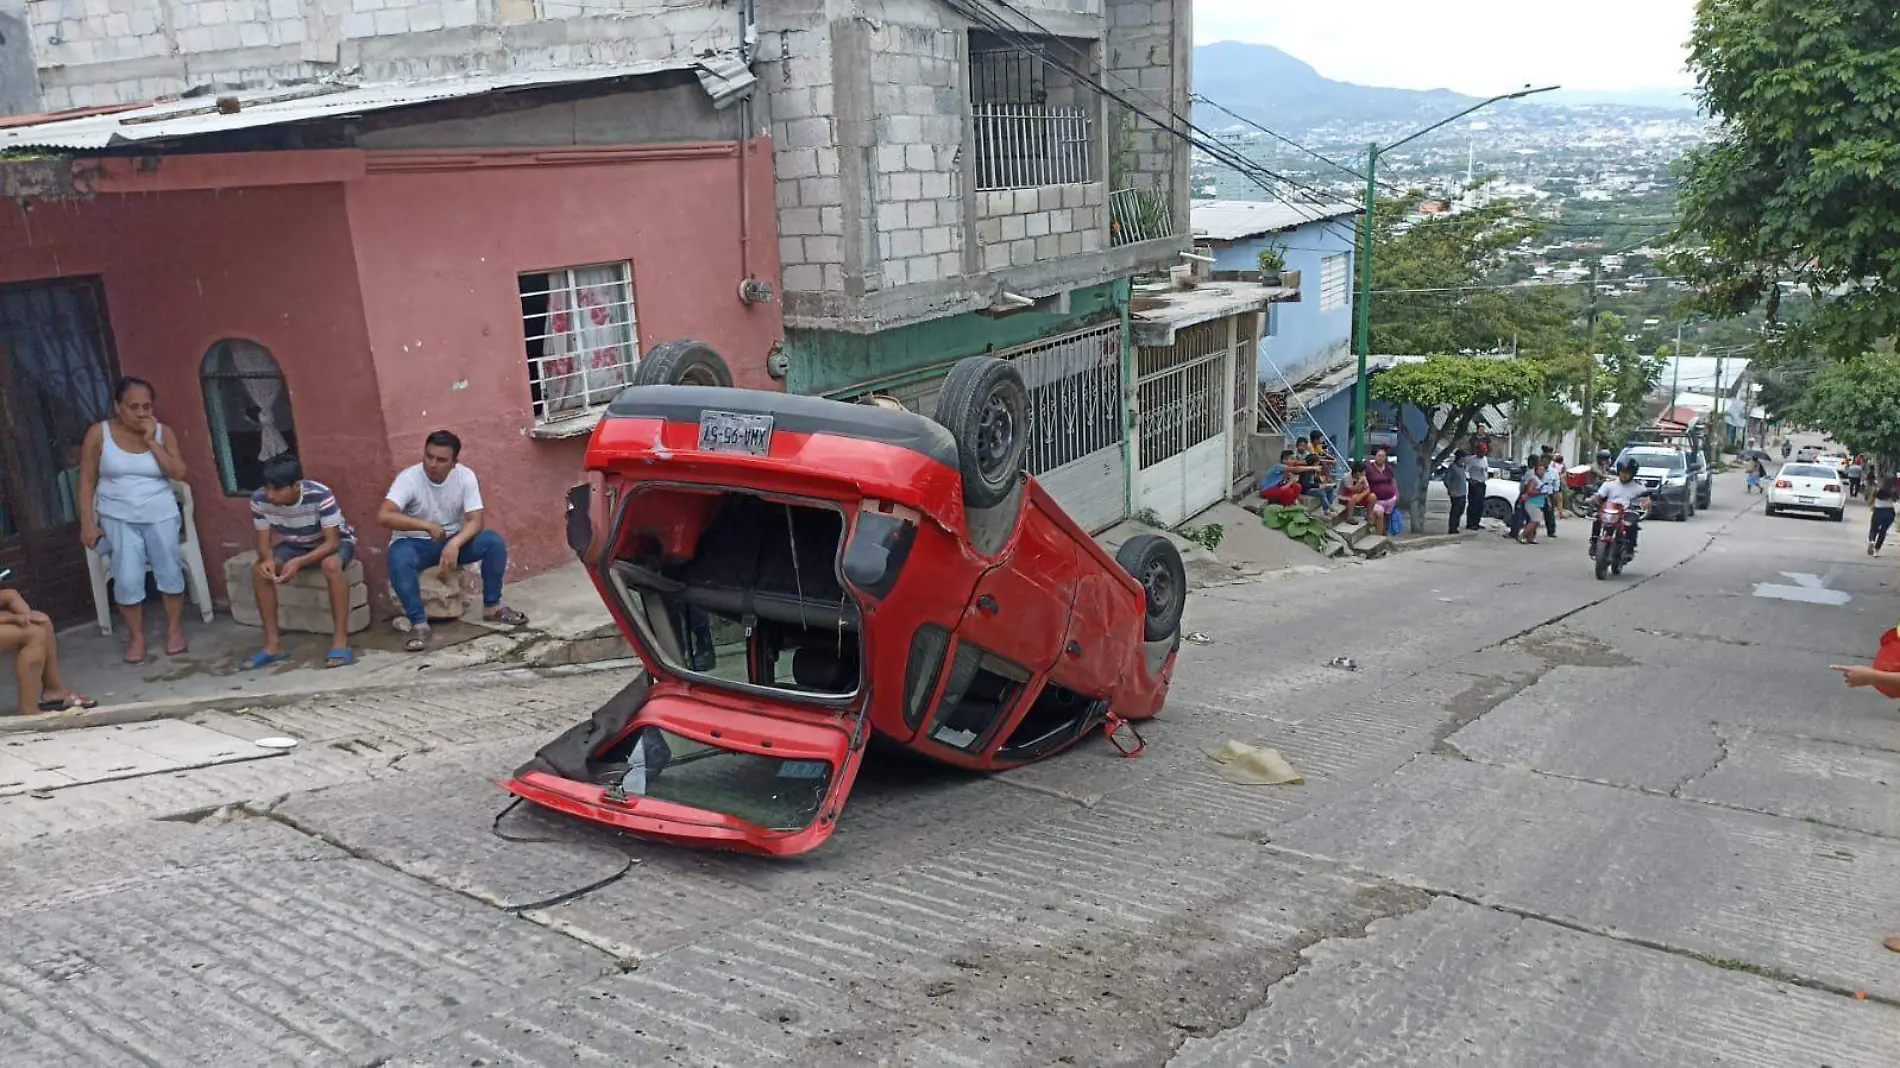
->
[1193,0,1697,94]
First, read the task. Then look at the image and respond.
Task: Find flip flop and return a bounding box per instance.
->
[325,648,356,669]
[484,606,529,627]
[166,637,189,656]
[404,625,432,653]
[37,692,98,712]
[243,650,290,670]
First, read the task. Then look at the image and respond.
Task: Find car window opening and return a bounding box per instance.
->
[997,682,1104,762]
[592,726,833,832]
[928,643,1029,751]
[609,488,862,700]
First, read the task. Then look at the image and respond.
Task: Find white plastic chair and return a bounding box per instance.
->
[86,479,217,636]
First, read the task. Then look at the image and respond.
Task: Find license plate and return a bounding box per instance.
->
[697,410,773,456]
[1798,496,1816,504]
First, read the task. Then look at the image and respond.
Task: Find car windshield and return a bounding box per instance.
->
[593,727,833,832]
[606,487,862,703]
[1622,450,1684,473]
[1782,465,1838,479]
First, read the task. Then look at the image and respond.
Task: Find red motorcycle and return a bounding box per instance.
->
[1592,497,1647,580]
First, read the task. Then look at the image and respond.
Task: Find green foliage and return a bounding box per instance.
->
[1371,355,1548,527]
[1367,189,1579,359]
[1256,245,1287,276]
[1790,355,1900,464]
[1180,523,1226,551]
[1131,507,1163,528]
[1260,504,1329,550]
[1673,0,1900,361]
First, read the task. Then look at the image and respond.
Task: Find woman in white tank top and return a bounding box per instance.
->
[79,376,191,662]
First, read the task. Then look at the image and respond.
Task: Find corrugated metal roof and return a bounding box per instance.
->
[1191,198,1361,241]
[0,58,725,151]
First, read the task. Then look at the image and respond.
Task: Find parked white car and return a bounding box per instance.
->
[1425,468,1524,523]
[1766,462,1846,521]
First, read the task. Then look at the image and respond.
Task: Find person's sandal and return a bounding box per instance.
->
[484,606,529,628]
[37,692,98,712]
[404,624,432,653]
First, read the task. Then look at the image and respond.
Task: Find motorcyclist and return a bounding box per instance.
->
[1591,459,1651,556]
[1590,449,1615,484]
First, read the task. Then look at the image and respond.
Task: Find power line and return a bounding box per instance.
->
[1190,94,1403,193]
[1371,274,1688,295]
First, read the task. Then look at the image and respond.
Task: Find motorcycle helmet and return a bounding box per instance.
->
[1596,449,1613,463]
[1616,458,1639,475]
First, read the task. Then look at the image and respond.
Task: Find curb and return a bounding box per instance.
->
[1,636,640,735]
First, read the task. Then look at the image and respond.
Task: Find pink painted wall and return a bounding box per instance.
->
[343,137,785,584]
[0,184,391,604]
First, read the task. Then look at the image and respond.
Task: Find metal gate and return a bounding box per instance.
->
[1135,318,1236,528]
[881,324,1130,532]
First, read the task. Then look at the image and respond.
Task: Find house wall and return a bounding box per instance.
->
[342,138,783,584]
[11,0,745,112]
[757,0,1188,339]
[0,182,389,602]
[1210,217,1358,387]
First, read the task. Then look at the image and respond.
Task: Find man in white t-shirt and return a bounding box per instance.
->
[377,430,529,651]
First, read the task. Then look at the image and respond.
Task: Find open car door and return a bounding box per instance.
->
[504,676,870,856]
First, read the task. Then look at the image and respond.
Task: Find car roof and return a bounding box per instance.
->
[604,385,959,469]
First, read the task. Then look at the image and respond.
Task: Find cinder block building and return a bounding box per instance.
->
[753,0,1253,533]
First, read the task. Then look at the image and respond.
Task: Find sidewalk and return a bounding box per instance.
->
[3,563,629,732]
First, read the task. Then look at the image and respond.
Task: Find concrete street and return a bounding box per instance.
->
[5,466,1899,1066]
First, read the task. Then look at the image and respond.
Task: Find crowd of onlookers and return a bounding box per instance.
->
[1258,431,1406,535]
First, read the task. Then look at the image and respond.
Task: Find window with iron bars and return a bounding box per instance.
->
[519,263,640,428]
[969,32,1095,191]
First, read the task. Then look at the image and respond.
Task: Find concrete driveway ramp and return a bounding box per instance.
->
[0,720,276,796]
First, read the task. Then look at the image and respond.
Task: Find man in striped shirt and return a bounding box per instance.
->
[246,455,358,669]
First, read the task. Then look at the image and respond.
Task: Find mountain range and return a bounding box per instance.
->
[1192,42,1695,131]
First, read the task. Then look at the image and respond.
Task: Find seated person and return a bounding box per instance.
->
[379,430,529,652]
[1335,461,1377,524]
[245,455,359,670]
[1259,450,1307,507]
[0,587,95,714]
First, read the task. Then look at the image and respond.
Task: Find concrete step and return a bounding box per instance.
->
[1353,534,1393,559]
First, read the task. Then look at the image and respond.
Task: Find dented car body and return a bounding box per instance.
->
[508,347,1185,855]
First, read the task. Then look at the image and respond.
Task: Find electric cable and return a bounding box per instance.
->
[489,797,639,914]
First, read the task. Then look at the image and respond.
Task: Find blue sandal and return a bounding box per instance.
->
[244,650,290,670]
[325,648,356,669]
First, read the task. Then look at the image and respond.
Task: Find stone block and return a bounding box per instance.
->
[1013,188,1040,214]
[782,117,832,150]
[222,551,371,636]
[1050,208,1074,233]
[780,207,821,236]
[875,201,908,232]
[882,114,922,143]
[876,143,907,173]
[1059,232,1084,256]
[777,237,805,267]
[1034,233,1061,259]
[803,236,842,264]
[798,176,841,207]
[907,254,941,283]
[999,214,1026,241]
[905,144,934,170]
[1010,239,1037,267]
[889,172,922,201]
[890,229,923,257]
[906,200,936,228]
[781,264,823,292]
[922,226,955,255]
[982,243,1010,272]
[1025,212,1051,238]
[1334,520,1370,544]
[1353,534,1392,559]
[921,172,952,200]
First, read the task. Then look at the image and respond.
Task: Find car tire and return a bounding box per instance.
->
[1482,498,1512,522]
[1833,509,1846,523]
[934,357,1029,509]
[632,339,734,388]
[1765,504,1778,516]
[1116,534,1186,642]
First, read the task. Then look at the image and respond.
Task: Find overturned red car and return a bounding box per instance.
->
[506,341,1185,855]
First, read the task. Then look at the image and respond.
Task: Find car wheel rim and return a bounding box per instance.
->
[976,391,1017,481]
[679,364,720,386]
[1142,559,1174,622]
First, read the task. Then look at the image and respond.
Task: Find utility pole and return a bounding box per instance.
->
[1351,141,1379,461]
[1713,353,1726,458]
[1581,264,1599,459]
[1348,83,1561,461]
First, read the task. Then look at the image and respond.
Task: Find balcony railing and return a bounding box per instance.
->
[1109,186,1175,247]
[972,104,1094,191]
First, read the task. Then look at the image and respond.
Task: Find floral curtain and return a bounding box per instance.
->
[227,339,290,459]
[0,284,115,529]
[541,266,635,417]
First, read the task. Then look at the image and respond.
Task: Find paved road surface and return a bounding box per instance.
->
[5,467,1899,1066]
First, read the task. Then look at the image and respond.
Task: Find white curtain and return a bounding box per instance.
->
[542,266,634,416]
[229,339,290,459]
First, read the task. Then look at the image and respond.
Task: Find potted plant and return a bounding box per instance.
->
[1256,245,1287,286]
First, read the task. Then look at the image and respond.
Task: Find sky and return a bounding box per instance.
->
[1192,0,1699,95]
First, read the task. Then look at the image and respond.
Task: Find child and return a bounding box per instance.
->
[1335,461,1376,525]
[1746,457,1766,495]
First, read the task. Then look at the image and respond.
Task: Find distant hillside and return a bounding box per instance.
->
[1191,42,1696,130]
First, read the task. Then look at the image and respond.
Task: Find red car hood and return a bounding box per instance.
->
[504,686,867,856]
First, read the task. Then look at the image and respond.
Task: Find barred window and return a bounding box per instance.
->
[520,263,640,428]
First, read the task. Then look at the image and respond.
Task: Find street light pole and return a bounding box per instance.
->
[1349,84,1561,461]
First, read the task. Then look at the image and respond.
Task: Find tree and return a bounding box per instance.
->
[1370,356,1548,528]
[1673,0,1900,362]
[1367,190,1580,360]
[1790,355,1900,470]
[1590,313,1667,449]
